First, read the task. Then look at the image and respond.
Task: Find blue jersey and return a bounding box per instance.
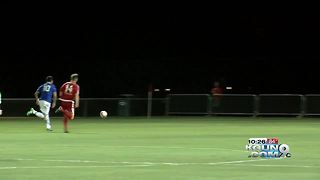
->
[36,83,57,103]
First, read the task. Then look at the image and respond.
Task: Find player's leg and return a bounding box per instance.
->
[63,109,74,133]
[61,102,73,133]
[60,102,74,120]
[27,107,45,118]
[60,102,68,132]
[63,114,69,133]
[42,101,52,131]
[66,102,75,133]
[62,109,73,119]
[44,114,52,131]
[40,101,52,131]
[55,106,62,113]
[59,108,73,119]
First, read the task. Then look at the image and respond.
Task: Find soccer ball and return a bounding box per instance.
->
[100,111,108,118]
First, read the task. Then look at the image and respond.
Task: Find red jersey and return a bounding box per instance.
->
[211,87,223,95]
[60,82,80,101]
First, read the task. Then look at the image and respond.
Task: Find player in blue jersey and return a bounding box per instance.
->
[27,76,57,131]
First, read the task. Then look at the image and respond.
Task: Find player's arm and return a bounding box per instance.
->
[34,91,40,105]
[75,93,79,108]
[51,86,57,108]
[0,91,2,116]
[59,84,65,97]
[52,92,57,108]
[75,85,80,108]
[34,88,41,105]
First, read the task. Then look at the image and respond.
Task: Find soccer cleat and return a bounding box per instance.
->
[47,128,53,132]
[64,130,69,133]
[55,106,62,114]
[26,108,35,116]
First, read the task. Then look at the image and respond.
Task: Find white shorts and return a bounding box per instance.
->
[39,100,51,115]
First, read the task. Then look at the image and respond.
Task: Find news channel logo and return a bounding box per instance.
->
[246,138,291,158]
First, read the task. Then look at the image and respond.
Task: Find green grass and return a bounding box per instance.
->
[0,116,319,180]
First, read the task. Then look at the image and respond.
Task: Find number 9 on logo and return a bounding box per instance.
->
[279,144,291,158]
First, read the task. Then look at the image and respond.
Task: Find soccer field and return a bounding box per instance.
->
[0,117,319,180]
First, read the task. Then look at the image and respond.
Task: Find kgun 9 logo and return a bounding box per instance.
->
[246,138,291,158]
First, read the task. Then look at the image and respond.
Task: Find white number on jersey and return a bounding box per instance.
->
[65,84,73,94]
[43,85,51,92]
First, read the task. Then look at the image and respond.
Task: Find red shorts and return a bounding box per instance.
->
[60,99,75,119]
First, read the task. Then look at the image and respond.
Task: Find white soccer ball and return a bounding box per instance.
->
[100,111,108,118]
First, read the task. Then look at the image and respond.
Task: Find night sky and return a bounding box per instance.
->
[1,15,320,97]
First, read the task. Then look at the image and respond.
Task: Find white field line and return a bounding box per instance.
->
[60,145,246,152]
[13,158,267,166]
[230,164,320,168]
[0,164,151,170]
[2,158,318,169]
[1,164,319,170]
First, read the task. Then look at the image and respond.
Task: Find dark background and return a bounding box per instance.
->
[1,15,319,97]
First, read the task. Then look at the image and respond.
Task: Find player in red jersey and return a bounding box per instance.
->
[211,81,223,112]
[56,74,80,133]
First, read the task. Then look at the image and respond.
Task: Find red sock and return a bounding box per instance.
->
[63,117,68,131]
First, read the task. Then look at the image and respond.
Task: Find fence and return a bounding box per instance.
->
[0,98,167,117]
[0,94,320,117]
